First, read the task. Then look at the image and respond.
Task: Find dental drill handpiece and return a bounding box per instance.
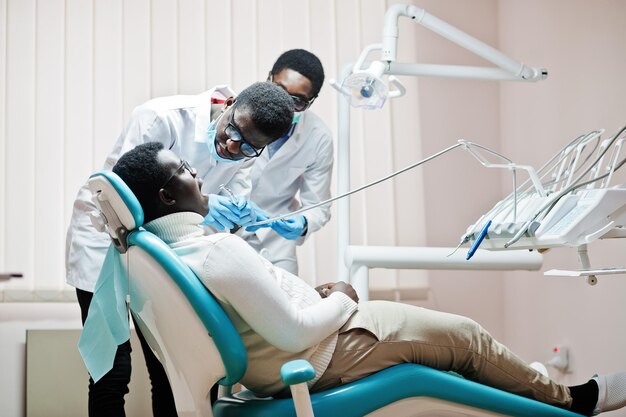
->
[218,184,241,233]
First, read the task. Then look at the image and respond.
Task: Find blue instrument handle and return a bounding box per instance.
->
[466,220,492,260]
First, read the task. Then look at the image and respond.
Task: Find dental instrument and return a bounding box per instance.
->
[219,183,243,232]
[247,142,464,227]
[218,184,239,207]
[466,220,492,261]
[463,125,626,285]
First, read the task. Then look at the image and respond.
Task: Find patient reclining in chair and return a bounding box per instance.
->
[112,142,626,416]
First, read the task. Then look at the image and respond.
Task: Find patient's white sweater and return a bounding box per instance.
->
[143,212,358,396]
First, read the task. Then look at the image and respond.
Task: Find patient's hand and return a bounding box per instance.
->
[327,281,359,304]
[315,282,335,298]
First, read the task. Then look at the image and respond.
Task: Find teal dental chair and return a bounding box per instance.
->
[88,170,583,417]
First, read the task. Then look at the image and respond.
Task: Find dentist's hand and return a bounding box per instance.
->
[271,215,307,240]
[232,198,258,227]
[245,202,272,232]
[201,194,239,230]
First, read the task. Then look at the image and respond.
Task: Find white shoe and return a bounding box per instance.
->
[593,372,626,415]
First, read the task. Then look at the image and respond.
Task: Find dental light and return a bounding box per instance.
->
[331,4,547,109]
[338,44,406,110]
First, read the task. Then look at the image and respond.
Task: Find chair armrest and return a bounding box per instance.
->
[281,360,316,417]
[281,360,316,386]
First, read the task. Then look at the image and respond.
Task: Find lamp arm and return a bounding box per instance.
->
[352,43,382,74]
[387,76,406,99]
[381,4,546,81]
[329,79,350,96]
[382,4,423,62]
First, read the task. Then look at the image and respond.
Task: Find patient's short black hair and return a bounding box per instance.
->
[113,142,168,220]
[235,82,294,140]
[270,49,325,97]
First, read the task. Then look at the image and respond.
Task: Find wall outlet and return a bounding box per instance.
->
[546,345,569,372]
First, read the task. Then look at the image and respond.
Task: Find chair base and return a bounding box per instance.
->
[366,397,508,416]
[214,364,583,417]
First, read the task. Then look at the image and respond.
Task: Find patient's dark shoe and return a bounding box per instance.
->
[593,372,626,415]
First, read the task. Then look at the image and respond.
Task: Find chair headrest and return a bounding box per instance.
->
[88,171,144,253]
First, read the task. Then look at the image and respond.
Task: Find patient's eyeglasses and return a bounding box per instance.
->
[161,160,195,189]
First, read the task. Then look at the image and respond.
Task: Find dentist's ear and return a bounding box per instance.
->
[222,96,236,112]
[158,188,176,206]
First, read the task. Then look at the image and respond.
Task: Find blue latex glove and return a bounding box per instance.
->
[245,202,272,232]
[201,194,240,230]
[232,197,258,227]
[271,215,307,240]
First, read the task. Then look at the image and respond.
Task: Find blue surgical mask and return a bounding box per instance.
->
[292,112,302,124]
[207,117,239,164]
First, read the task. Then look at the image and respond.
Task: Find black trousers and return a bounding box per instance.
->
[77,288,178,417]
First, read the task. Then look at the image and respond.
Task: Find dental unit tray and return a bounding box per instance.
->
[463,126,626,284]
[470,186,626,250]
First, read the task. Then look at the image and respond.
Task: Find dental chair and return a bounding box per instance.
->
[88,170,583,417]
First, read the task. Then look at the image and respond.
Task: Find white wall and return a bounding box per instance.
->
[496,1,626,412]
[407,0,506,338]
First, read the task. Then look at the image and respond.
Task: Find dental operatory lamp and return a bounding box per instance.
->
[332,3,548,109]
[339,44,406,109]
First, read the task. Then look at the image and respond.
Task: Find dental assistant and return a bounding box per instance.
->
[66,82,294,417]
[245,49,333,274]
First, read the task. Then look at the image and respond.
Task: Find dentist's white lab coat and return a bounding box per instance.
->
[244,111,333,274]
[65,85,253,292]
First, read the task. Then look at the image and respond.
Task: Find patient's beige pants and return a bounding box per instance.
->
[312,300,572,409]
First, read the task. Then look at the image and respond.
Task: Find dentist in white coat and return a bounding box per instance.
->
[245,49,334,275]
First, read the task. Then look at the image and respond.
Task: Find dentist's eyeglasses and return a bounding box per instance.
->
[161,160,195,189]
[269,75,316,112]
[289,94,315,112]
[224,107,265,158]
